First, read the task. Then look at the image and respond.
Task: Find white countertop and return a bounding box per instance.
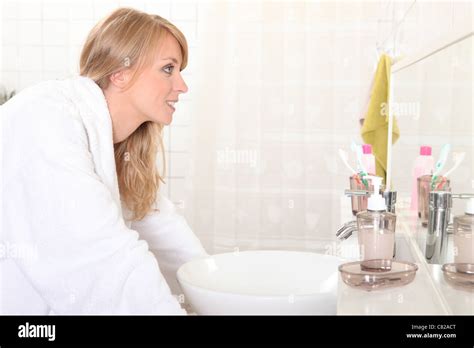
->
[336,203,473,315]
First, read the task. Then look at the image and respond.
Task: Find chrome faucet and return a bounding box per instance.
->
[336,189,370,240]
[336,188,398,240]
[383,191,397,214]
[425,191,474,264]
[336,220,358,240]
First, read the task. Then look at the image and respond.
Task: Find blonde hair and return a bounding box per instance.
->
[80,8,188,221]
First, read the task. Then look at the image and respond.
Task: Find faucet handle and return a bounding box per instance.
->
[344,189,371,197]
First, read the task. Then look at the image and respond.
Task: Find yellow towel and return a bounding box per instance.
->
[361,54,400,184]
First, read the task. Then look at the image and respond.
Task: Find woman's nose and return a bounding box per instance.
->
[175,73,188,94]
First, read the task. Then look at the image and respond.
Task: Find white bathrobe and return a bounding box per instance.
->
[0,76,208,314]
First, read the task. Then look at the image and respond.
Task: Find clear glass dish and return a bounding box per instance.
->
[338,259,418,291]
[441,263,474,291]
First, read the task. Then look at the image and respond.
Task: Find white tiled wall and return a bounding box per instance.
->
[0,0,197,204]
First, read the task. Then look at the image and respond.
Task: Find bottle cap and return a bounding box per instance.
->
[366,175,386,211]
[362,144,372,154]
[466,198,474,214]
[420,145,432,156]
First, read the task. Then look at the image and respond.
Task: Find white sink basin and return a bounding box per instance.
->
[176,250,344,315]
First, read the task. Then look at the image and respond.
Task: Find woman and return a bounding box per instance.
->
[0,8,207,314]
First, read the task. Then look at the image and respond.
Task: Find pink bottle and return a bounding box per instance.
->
[410,146,434,211]
[361,144,376,175]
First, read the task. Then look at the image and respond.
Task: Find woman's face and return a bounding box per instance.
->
[129,34,188,125]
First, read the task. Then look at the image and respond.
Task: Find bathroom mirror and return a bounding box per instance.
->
[391,32,473,224]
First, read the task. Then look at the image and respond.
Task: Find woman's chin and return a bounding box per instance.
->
[151,115,172,126]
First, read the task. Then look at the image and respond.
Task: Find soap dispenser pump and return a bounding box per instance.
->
[356,175,397,270]
[366,175,386,211]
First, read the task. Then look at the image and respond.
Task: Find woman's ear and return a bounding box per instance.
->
[109,70,131,90]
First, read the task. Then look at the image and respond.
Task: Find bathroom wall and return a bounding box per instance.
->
[184,1,392,254]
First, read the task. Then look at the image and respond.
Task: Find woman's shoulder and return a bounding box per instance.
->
[2,78,79,119]
[3,75,103,109]
[2,78,89,152]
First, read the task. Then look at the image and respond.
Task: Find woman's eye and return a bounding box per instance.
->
[163,65,174,74]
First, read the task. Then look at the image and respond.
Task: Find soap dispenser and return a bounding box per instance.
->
[356,175,397,271]
[453,198,474,264]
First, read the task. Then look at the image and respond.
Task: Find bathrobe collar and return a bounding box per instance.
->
[70,76,121,207]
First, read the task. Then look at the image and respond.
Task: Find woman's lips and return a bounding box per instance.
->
[166,101,176,112]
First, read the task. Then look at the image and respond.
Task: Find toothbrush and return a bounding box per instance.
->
[431,144,451,189]
[351,141,369,188]
[338,149,362,185]
[338,149,357,175]
[436,152,465,189]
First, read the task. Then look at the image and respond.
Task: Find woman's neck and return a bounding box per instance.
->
[102,88,146,144]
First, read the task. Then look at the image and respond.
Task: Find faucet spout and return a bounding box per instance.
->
[336,220,357,240]
[426,191,474,264]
